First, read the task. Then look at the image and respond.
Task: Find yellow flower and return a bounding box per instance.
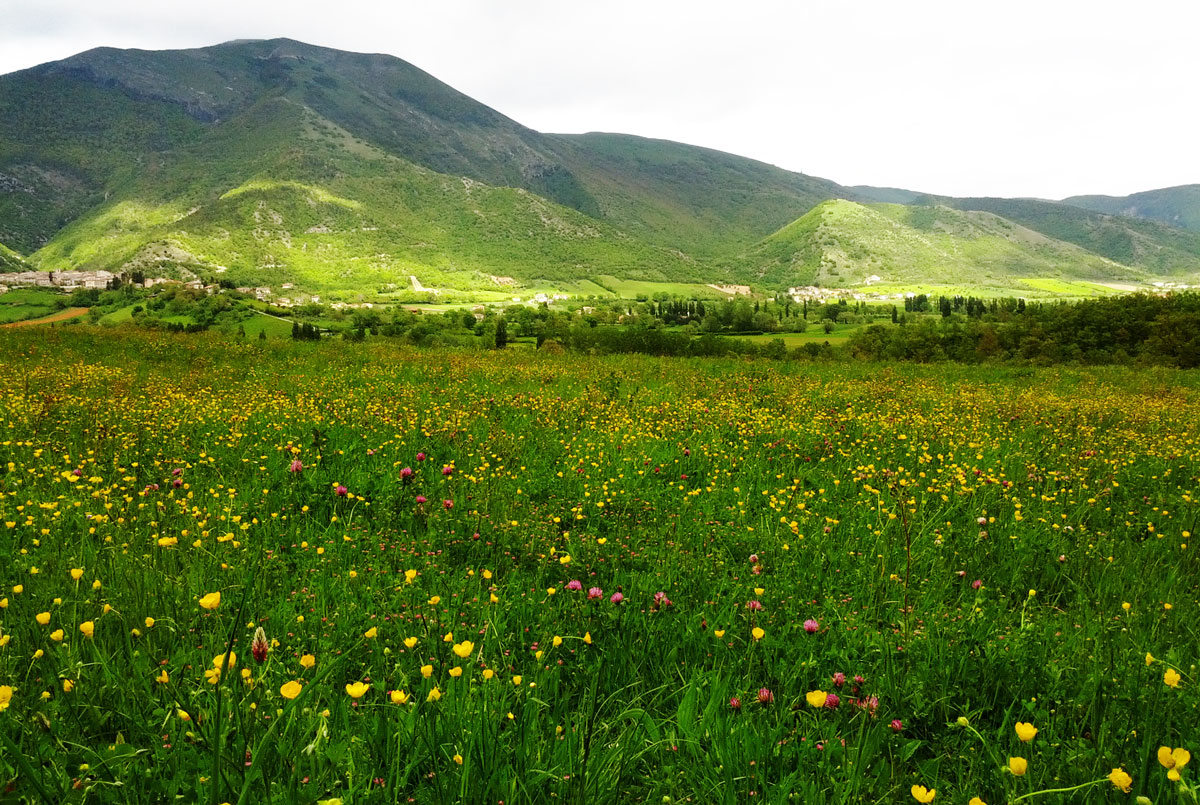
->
[62,679,74,693]
[199,592,221,610]
[449,667,463,678]
[390,689,410,705]
[280,680,302,700]
[1008,757,1027,776]
[1164,668,1182,688]
[1121,602,1131,611]
[404,569,418,583]
[421,664,433,678]
[300,654,315,669]
[806,690,828,708]
[70,568,83,581]
[452,641,474,659]
[453,753,463,765]
[583,632,592,645]
[50,629,64,642]
[213,651,237,670]
[1158,746,1191,781]
[363,627,377,639]
[754,587,764,596]
[428,596,441,606]
[969,799,987,805]
[552,635,563,647]
[404,637,418,649]
[79,621,95,639]
[751,627,764,640]
[546,587,556,596]
[714,629,725,638]
[482,669,495,680]
[1146,652,1155,666]
[512,675,522,686]
[317,799,343,805]
[442,631,453,643]
[427,686,441,702]
[1014,722,1038,742]
[0,685,13,711]
[35,612,50,626]
[482,570,492,580]
[344,681,369,698]
[144,617,155,628]
[1108,767,1133,792]
[956,716,970,727]
[911,784,936,803]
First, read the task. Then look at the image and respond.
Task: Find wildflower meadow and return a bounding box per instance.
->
[0,328,1196,804]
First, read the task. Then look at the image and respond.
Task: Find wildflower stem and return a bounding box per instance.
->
[1009,777,1105,802]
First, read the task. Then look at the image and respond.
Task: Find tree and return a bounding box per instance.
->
[494,316,508,349]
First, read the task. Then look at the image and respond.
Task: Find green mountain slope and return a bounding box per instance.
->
[1063,185,1200,233]
[29,99,697,291]
[924,197,1200,275]
[548,133,848,257]
[735,200,1143,288]
[0,241,30,272]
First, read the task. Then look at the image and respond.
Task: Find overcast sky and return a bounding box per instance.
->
[1,0,1196,199]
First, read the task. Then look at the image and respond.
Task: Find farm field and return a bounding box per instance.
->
[0,329,1197,804]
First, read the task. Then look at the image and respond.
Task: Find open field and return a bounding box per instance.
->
[0,306,88,327]
[0,329,1196,804]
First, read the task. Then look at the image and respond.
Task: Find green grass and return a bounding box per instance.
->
[1020,278,1124,296]
[0,328,1194,803]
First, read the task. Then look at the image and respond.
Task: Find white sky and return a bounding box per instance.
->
[1,0,1197,199]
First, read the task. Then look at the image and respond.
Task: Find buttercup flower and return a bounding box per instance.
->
[199,592,221,610]
[1108,767,1133,792]
[1158,746,1191,781]
[345,681,369,698]
[280,680,302,700]
[806,690,828,708]
[390,689,410,705]
[911,784,936,803]
[1164,668,1181,688]
[1009,757,1027,776]
[1015,722,1038,742]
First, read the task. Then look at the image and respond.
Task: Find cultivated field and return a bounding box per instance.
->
[0,329,1196,804]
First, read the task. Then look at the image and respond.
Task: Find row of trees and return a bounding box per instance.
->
[849,293,1200,367]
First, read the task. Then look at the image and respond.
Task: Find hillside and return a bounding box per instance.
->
[925,196,1200,275]
[0,241,29,271]
[29,99,699,291]
[549,133,848,257]
[1064,185,1200,233]
[735,200,1142,288]
[0,38,846,286]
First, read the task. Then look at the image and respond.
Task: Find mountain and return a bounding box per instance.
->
[1063,185,1200,233]
[734,199,1141,288]
[550,133,849,257]
[1,37,1197,297]
[0,38,844,290]
[919,196,1200,275]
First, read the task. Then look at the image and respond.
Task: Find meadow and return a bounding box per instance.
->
[0,328,1196,804]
